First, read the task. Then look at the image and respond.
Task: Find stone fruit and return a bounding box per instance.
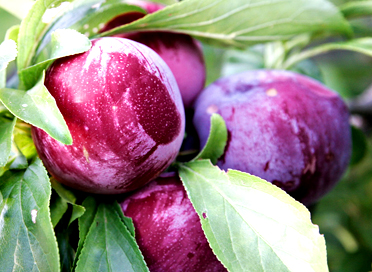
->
[100,1,206,108]
[120,174,226,272]
[193,69,351,205]
[32,37,185,194]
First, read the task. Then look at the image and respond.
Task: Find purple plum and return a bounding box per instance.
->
[32,37,185,194]
[100,1,206,108]
[193,70,351,205]
[120,174,227,272]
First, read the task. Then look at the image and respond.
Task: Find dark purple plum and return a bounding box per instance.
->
[100,1,206,108]
[120,174,227,272]
[32,37,185,194]
[193,70,351,205]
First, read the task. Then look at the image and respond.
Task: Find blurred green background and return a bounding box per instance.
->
[0,9,20,42]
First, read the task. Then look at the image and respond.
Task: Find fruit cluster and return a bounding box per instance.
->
[30,1,351,270]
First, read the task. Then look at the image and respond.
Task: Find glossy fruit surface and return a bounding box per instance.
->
[32,37,185,194]
[101,1,206,108]
[120,174,227,272]
[193,69,351,205]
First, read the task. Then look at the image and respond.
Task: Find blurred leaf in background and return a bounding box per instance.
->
[312,136,372,272]
[0,8,20,42]
[314,50,372,99]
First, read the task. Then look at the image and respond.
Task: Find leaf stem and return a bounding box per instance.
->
[283,39,372,70]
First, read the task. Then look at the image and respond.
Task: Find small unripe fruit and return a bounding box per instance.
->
[101,1,206,108]
[32,37,185,194]
[193,70,351,205]
[120,174,227,272]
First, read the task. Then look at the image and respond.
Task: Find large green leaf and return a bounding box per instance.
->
[193,113,227,164]
[0,72,72,145]
[98,0,352,47]
[0,158,60,272]
[74,197,149,272]
[178,160,328,272]
[20,28,91,90]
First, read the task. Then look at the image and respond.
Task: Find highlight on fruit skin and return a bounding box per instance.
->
[193,69,352,205]
[120,173,227,272]
[32,37,185,194]
[100,0,206,108]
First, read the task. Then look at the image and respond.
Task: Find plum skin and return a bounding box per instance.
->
[100,1,206,108]
[120,174,226,272]
[193,70,351,205]
[31,37,185,194]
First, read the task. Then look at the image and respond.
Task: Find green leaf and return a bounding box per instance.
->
[51,177,77,204]
[34,0,104,57]
[193,113,227,164]
[98,0,352,47]
[17,0,74,73]
[73,196,98,270]
[0,72,72,145]
[13,123,37,159]
[178,160,328,272]
[70,204,86,226]
[50,178,85,226]
[33,0,132,58]
[50,191,69,228]
[20,28,92,90]
[75,197,149,272]
[0,158,60,272]
[112,200,136,238]
[0,136,29,176]
[283,38,372,69]
[0,39,17,88]
[5,25,20,43]
[0,118,16,167]
[69,2,146,38]
[0,39,17,71]
[340,1,372,19]
[8,140,28,170]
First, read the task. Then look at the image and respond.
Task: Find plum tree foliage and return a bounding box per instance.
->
[0,0,371,271]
